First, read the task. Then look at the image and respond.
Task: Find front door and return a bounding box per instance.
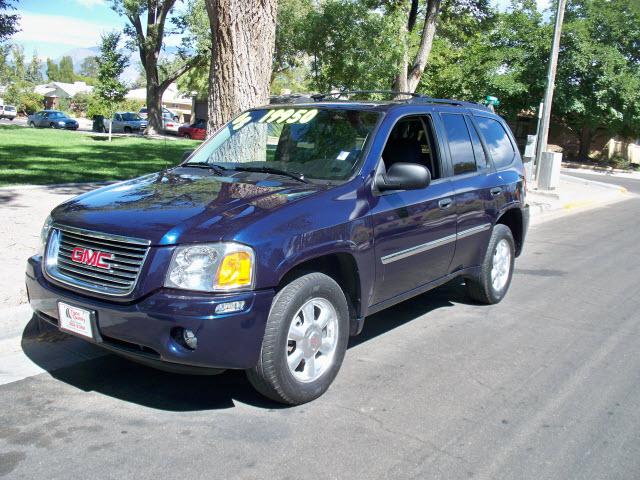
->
[370,115,457,305]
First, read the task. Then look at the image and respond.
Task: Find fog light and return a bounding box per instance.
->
[215,301,245,314]
[183,329,197,350]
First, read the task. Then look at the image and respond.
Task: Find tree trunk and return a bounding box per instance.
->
[394,0,442,94]
[578,125,592,160]
[146,75,163,136]
[205,0,278,135]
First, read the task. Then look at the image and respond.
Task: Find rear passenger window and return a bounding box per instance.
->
[475,117,515,168]
[466,118,488,170]
[441,113,476,175]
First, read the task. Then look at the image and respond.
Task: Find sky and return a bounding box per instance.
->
[11,0,554,62]
[14,0,126,60]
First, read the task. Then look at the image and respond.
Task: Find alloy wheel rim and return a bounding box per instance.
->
[286,297,338,383]
[491,239,511,292]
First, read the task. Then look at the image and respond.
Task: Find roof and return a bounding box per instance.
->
[126,83,191,105]
[34,81,93,98]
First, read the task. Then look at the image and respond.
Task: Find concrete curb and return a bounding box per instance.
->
[562,163,636,175]
[560,173,628,193]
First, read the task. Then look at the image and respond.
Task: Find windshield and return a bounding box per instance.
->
[186,107,380,182]
[122,113,142,121]
[5,106,15,111]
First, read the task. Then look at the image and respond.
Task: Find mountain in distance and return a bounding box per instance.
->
[54,45,183,85]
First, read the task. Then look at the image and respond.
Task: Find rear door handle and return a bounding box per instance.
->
[439,198,453,209]
[490,187,503,197]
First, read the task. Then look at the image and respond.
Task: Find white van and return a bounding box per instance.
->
[0,105,17,120]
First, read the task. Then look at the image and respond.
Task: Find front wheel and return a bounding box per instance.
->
[247,272,349,405]
[29,121,36,128]
[465,224,515,304]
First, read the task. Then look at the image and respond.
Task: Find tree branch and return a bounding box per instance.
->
[159,54,205,92]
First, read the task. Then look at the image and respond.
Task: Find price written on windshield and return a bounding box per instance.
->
[232,109,319,130]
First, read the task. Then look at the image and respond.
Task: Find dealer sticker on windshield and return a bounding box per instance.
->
[232,109,319,130]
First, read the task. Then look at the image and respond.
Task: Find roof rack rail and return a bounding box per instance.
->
[269,93,314,105]
[409,96,491,110]
[310,90,491,110]
[311,90,422,101]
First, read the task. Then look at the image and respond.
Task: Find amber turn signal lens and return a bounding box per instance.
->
[216,251,253,288]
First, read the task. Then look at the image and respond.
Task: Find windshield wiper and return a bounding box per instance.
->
[232,166,309,184]
[185,163,228,175]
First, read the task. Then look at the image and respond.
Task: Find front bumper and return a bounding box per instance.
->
[25,256,274,372]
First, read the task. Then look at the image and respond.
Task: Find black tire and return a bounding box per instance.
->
[465,224,515,305]
[124,126,132,134]
[29,121,36,128]
[247,272,350,405]
[183,133,191,139]
[49,122,56,129]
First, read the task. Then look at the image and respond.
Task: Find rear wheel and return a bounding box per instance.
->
[124,126,132,134]
[465,224,515,304]
[29,121,35,128]
[247,272,349,405]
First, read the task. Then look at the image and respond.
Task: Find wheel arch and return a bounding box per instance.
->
[277,252,363,335]
[496,207,524,256]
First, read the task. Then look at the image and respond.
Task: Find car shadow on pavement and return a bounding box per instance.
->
[21,280,470,411]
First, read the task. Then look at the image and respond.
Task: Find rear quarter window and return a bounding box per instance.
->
[475,116,516,169]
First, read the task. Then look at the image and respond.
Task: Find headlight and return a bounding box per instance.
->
[39,215,54,256]
[58,121,66,126]
[164,243,255,292]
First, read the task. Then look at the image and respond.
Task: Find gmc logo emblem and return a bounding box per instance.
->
[70,247,114,270]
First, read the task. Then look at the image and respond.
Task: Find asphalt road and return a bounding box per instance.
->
[2,193,640,479]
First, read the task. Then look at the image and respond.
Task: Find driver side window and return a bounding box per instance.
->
[381,116,441,180]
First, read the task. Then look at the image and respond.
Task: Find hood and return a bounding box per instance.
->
[51,167,325,245]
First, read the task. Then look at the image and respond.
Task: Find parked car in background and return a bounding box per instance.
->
[162,113,182,135]
[28,110,79,130]
[139,106,179,121]
[104,112,148,134]
[178,119,206,140]
[0,105,17,120]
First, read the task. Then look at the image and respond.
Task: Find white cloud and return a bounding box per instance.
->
[73,0,106,6]
[14,12,113,48]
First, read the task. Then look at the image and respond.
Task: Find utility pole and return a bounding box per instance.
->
[534,0,567,180]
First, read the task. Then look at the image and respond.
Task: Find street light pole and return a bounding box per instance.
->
[534,0,567,180]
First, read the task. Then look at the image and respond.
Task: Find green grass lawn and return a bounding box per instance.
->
[0,125,202,186]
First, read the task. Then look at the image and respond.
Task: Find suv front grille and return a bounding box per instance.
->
[44,225,151,296]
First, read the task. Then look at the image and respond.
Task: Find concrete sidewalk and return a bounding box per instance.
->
[527,173,633,225]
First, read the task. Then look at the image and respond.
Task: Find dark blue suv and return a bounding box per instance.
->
[26,94,529,404]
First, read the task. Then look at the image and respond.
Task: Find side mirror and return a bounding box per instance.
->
[181,150,194,163]
[377,162,431,192]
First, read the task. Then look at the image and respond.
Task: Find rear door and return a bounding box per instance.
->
[439,112,497,270]
[370,114,457,305]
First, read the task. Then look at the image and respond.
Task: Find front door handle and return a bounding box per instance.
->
[439,198,453,209]
[490,187,503,197]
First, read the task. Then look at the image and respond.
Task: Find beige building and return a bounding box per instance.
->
[125,83,194,123]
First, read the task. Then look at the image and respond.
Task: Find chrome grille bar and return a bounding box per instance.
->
[44,224,151,296]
